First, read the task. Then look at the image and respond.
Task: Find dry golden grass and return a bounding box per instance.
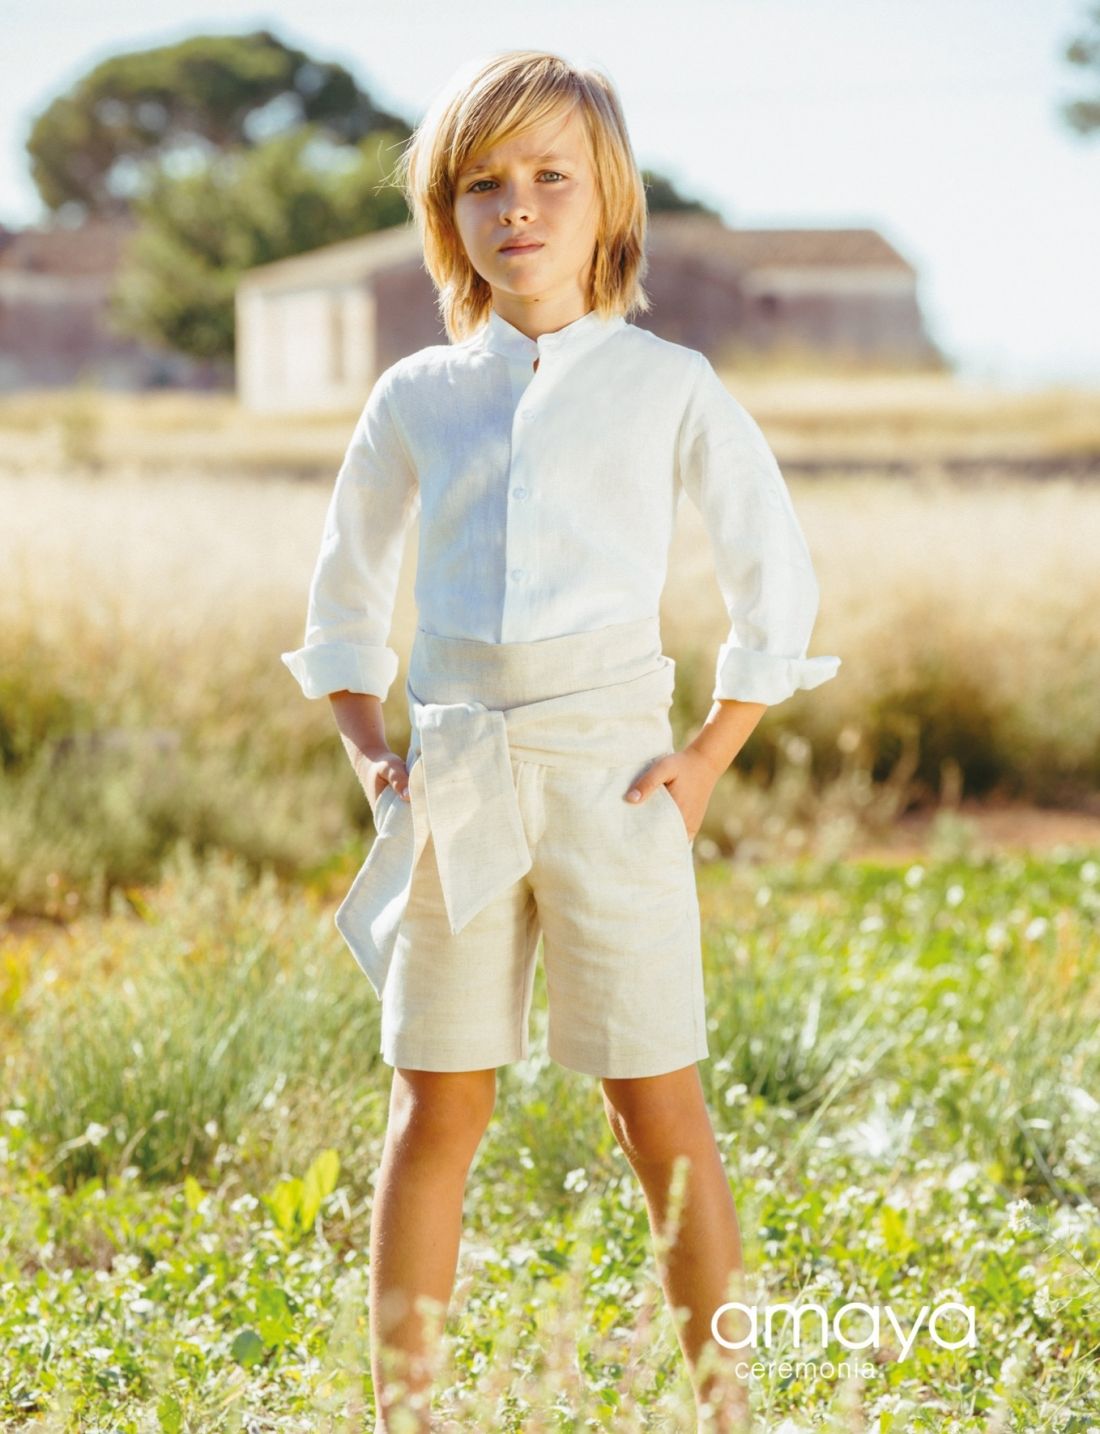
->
[2,377,1099,917]
[4,452,1098,773]
[8,454,1099,713]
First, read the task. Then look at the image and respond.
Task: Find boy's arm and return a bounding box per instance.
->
[686,696,768,777]
[327,691,409,808]
[281,368,418,707]
[674,351,841,770]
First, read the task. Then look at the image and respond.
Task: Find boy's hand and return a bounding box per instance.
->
[351,747,411,815]
[624,748,722,842]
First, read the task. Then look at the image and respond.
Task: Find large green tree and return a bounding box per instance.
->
[27,28,409,217]
[104,124,410,361]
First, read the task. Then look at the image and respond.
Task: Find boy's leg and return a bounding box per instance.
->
[370,1066,497,1434]
[601,1064,752,1432]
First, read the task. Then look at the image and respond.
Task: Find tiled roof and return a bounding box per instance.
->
[237,211,915,291]
[648,212,914,271]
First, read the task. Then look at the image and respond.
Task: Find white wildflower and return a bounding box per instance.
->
[1005,1198,1032,1232]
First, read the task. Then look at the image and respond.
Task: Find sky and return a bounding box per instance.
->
[3,0,1099,389]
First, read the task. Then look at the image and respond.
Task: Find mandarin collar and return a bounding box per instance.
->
[473,306,626,362]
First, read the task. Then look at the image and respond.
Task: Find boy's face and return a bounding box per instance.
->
[452,106,602,321]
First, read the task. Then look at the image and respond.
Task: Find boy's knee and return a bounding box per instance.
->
[601,1071,711,1167]
[605,1106,695,1168]
[389,1067,497,1154]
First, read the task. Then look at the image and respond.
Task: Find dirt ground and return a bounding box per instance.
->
[1,803,1096,945]
[844,801,1100,863]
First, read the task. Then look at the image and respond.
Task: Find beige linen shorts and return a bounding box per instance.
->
[374,624,711,1080]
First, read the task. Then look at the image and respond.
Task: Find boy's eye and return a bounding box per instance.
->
[466,171,565,193]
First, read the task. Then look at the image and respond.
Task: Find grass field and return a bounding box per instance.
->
[1,378,1098,1430]
[3,846,1098,1430]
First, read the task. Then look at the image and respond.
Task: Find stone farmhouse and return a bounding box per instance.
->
[235,211,943,413]
[0,211,942,405]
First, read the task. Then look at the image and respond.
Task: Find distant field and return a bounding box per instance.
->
[1,372,1098,478]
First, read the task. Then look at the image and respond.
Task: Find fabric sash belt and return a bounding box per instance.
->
[403,618,676,936]
[333,616,679,999]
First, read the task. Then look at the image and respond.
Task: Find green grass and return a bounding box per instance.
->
[2,844,1098,1431]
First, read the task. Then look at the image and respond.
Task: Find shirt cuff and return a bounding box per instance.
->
[713,644,842,705]
[280,642,399,701]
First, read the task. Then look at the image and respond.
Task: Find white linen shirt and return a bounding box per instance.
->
[281,306,840,706]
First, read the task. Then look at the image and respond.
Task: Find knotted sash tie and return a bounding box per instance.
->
[404,656,676,935]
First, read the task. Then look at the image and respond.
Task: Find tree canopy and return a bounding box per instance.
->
[105,125,410,361]
[27,29,410,217]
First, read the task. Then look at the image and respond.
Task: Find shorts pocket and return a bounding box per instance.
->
[655,782,692,845]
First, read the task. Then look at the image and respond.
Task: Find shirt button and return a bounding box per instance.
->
[511,567,525,581]
[512,486,527,499]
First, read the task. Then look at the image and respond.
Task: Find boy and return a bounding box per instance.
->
[282,48,839,1433]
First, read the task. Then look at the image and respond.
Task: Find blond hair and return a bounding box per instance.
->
[393,49,650,343]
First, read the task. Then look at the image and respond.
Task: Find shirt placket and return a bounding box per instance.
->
[501,346,542,642]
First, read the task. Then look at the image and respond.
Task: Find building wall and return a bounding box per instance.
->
[735,268,940,363]
[0,269,229,392]
[236,283,380,413]
[236,258,448,415]
[636,240,940,369]
[633,248,750,355]
[372,261,448,374]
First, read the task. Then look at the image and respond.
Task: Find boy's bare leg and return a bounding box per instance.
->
[602,1064,752,1432]
[370,1067,497,1433]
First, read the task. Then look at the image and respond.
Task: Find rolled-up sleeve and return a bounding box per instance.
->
[675,351,841,705]
[280,368,419,702]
